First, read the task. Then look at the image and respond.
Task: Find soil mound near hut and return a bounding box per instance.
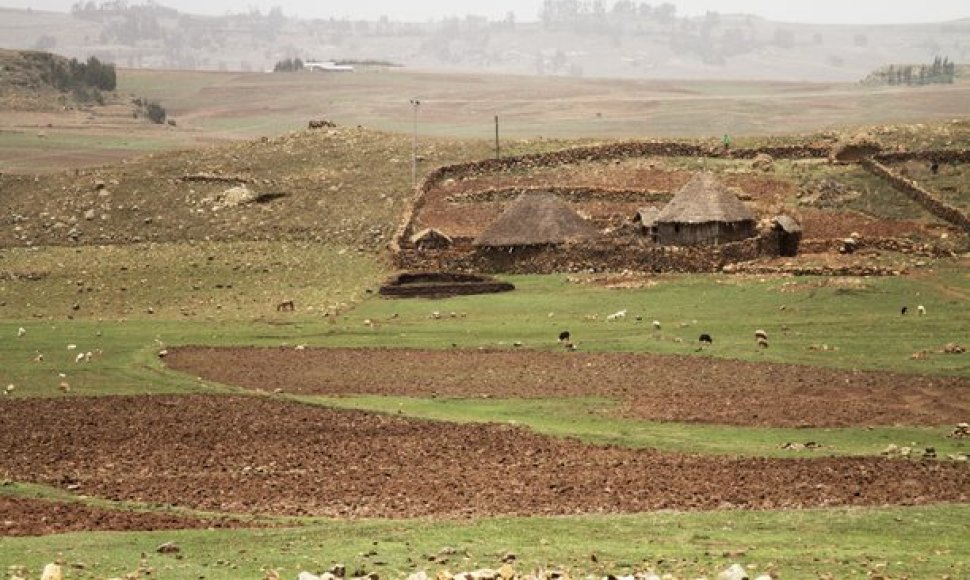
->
[379,272,514,298]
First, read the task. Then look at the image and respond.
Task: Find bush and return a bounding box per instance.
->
[145,101,166,124]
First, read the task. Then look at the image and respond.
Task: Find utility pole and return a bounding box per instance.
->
[410,98,421,187]
[494,115,500,160]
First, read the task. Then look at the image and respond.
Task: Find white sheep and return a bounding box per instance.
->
[67,344,77,351]
[606,309,628,321]
[17,327,26,337]
[755,329,768,341]
[75,353,85,363]
[652,320,662,330]
[917,305,926,316]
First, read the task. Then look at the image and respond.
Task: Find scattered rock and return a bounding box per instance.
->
[40,563,63,580]
[943,343,965,354]
[156,541,180,554]
[717,563,749,580]
[949,423,970,439]
[751,153,774,171]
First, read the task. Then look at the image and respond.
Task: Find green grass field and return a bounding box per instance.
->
[2,505,969,579]
[3,249,970,576]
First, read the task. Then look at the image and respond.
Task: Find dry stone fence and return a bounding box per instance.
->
[860,158,970,232]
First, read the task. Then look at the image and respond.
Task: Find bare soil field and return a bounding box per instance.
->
[165,348,970,428]
[0,496,260,537]
[1,395,967,522]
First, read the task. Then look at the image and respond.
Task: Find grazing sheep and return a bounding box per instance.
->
[917,305,926,316]
[652,320,662,330]
[17,327,26,337]
[757,336,769,349]
[74,353,85,363]
[606,309,628,321]
[901,306,909,315]
[699,333,713,344]
[558,330,571,342]
[755,329,768,341]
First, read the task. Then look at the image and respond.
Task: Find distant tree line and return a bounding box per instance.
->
[30,52,117,103]
[273,58,304,72]
[867,56,957,86]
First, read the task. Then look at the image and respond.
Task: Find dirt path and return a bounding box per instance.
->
[166,347,970,428]
[1,395,967,522]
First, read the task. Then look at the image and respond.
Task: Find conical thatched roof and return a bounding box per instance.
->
[656,172,755,224]
[772,215,802,234]
[474,192,599,247]
[634,207,660,227]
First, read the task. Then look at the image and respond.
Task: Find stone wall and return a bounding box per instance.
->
[860,158,970,231]
[875,150,970,164]
[395,236,768,274]
[799,237,952,257]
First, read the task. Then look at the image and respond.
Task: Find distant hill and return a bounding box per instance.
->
[0,6,968,82]
[0,48,116,110]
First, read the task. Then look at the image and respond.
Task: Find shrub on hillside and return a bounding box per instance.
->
[132,97,167,124]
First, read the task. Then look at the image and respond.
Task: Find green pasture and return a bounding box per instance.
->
[310,395,968,459]
[2,250,969,459]
[1,504,968,578]
[3,245,970,577]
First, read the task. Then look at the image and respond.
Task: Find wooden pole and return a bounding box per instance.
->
[494,115,500,160]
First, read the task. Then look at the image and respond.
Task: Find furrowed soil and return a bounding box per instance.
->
[0,496,262,537]
[1,395,967,522]
[165,347,970,428]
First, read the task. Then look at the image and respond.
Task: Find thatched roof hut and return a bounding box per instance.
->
[772,215,802,257]
[633,207,660,241]
[473,193,598,247]
[772,215,802,234]
[655,172,756,246]
[634,207,660,227]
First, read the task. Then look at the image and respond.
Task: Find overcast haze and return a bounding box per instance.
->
[5,0,970,24]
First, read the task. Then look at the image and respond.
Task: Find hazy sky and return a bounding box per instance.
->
[7,0,970,24]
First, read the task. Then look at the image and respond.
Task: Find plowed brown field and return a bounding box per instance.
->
[0,496,259,536]
[1,395,967,522]
[165,347,970,428]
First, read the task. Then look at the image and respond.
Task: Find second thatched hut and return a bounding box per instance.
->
[473,192,599,249]
[655,172,756,246]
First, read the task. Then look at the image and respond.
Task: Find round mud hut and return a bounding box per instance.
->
[473,192,599,250]
[655,172,756,246]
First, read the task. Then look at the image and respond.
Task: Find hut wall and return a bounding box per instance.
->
[657,221,755,246]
